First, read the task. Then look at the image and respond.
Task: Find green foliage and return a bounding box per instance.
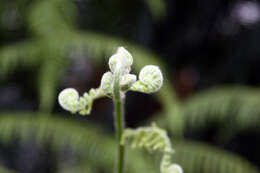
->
[0,167,16,173]
[174,140,259,173]
[122,123,182,173]
[121,123,173,153]
[182,86,260,133]
[0,113,258,173]
[0,113,157,173]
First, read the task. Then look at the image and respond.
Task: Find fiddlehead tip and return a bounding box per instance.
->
[58,88,87,113]
[108,47,133,74]
[120,74,137,90]
[116,46,133,66]
[100,71,113,94]
[131,65,163,93]
[58,88,106,115]
[167,164,183,173]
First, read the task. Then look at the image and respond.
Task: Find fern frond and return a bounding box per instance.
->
[0,112,258,173]
[0,112,157,173]
[121,123,173,153]
[0,42,65,112]
[173,140,260,173]
[27,0,76,36]
[182,86,260,132]
[38,57,66,112]
[0,40,42,79]
[120,123,259,173]
[121,123,182,173]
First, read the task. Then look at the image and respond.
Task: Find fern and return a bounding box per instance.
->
[182,86,260,133]
[0,112,257,173]
[121,123,182,173]
[0,112,157,173]
[173,140,260,173]
[0,40,41,78]
[27,0,76,36]
[38,56,66,112]
[57,30,184,134]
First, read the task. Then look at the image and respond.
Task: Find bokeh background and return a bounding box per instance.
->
[1,0,260,172]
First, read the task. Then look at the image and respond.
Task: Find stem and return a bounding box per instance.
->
[113,67,125,173]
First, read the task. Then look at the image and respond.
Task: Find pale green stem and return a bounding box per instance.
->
[113,66,125,173]
[160,153,171,173]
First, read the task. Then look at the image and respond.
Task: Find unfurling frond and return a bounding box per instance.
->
[108,46,133,75]
[121,123,172,153]
[131,65,163,93]
[120,74,137,91]
[58,88,105,115]
[121,123,182,173]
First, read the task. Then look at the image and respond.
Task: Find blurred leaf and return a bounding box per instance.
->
[182,86,260,132]
[0,166,16,173]
[174,140,260,173]
[0,112,157,173]
[0,112,257,173]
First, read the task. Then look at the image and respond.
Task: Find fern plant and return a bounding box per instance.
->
[121,123,182,173]
[58,47,182,173]
[0,113,158,173]
[181,86,260,138]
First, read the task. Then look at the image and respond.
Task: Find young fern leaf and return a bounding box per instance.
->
[58,87,105,115]
[130,65,163,93]
[121,123,183,173]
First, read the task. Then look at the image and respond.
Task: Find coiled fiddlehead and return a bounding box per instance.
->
[58,88,105,115]
[131,65,163,93]
[108,47,133,75]
[121,123,183,173]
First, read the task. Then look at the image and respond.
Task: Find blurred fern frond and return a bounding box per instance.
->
[0,166,16,173]
[0,112,258,173]
[173,140,260,173]
[182,86,260,132]
[0,40,41,78]
[0,112,157,173]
